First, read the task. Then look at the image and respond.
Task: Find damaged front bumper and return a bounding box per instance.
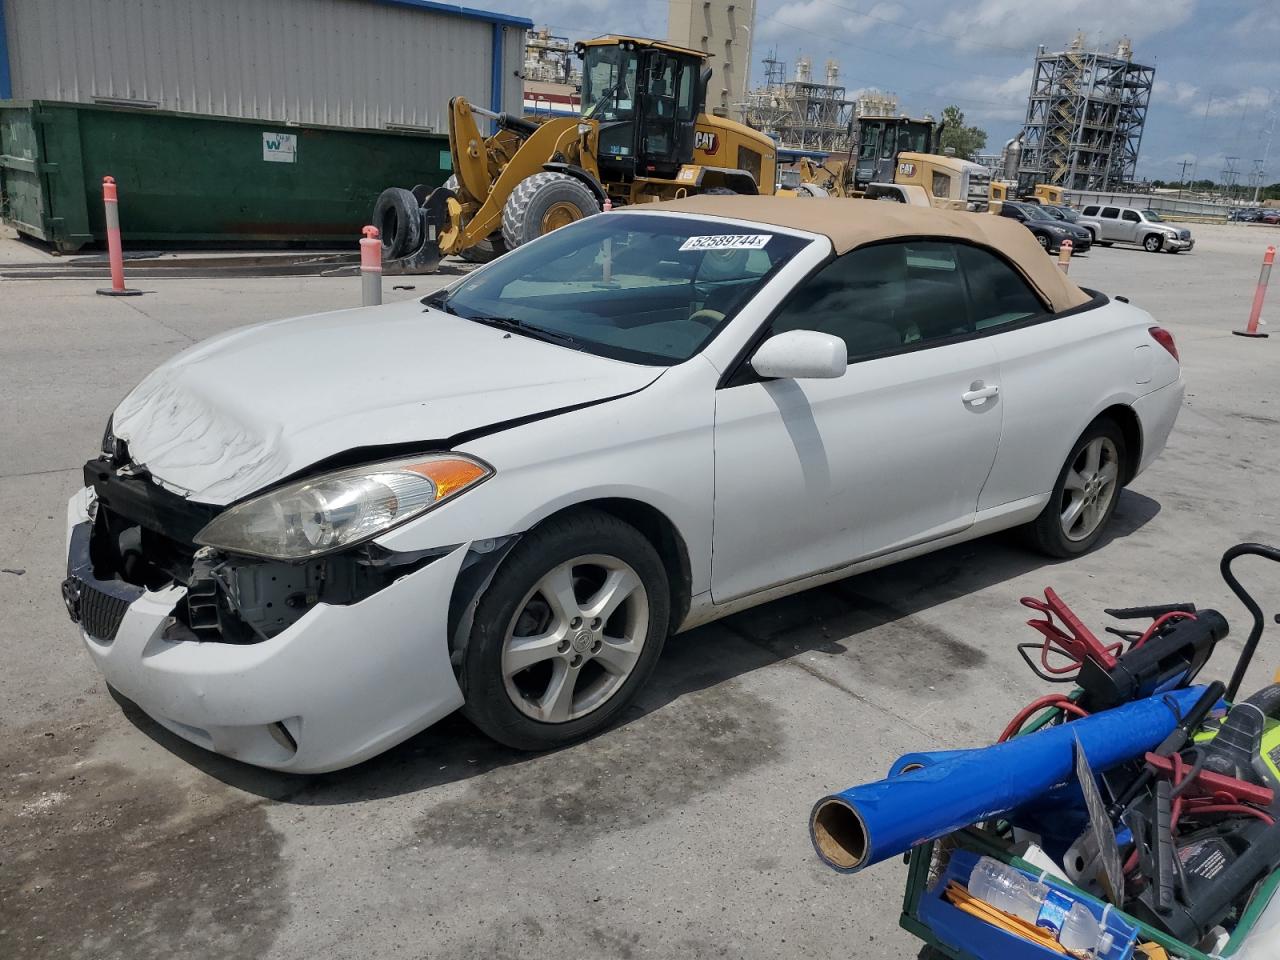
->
[64,486,468,773]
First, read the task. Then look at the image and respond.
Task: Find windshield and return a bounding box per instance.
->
[581,46,639,122]
[1052,206,1080,222]
[1020,203,1053,221]
[429,214,810,365]
[1143,209,1165,222]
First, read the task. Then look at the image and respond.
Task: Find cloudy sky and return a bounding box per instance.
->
[491,0,1277,183]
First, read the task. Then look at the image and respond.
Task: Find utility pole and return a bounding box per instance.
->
[1256,104,1276,203]
[1177,159,1193,198]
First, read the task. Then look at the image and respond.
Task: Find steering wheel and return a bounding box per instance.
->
[687,308,725,327]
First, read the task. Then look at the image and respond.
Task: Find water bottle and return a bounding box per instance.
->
[1058,902,1115,956]
[967,856,1050,924]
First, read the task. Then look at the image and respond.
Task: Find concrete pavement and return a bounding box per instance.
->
[1,224,1278,960]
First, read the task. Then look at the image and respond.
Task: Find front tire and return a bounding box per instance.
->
[1036,233,1050,250]
[501,172,599,250]
[1144,233,1163,253]
[461,510,670,750]
[1025,418,1128,558]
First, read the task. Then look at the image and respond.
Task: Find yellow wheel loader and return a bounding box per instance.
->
[780,116,992,211]
[375,36,779,272]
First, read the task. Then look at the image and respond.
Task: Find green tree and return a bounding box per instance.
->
[937,105,988,160]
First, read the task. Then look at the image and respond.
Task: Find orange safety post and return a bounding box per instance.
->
[1057,238,1073,274]
[360,225,382,306]
[96,176,142,297]
[1236,245,1274,338]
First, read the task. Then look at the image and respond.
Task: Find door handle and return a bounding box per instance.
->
[962,383,1000,404]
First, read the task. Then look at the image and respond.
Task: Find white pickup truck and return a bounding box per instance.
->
[1076,204,1194,253]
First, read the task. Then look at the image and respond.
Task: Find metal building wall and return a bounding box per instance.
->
[1,0,527,131]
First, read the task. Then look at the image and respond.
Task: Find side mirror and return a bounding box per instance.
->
[750,330,847,380]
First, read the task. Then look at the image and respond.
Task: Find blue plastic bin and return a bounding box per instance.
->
[917,849,1139,960]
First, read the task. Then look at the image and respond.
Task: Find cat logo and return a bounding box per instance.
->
[694,131,719,155]
[898,161,916,177]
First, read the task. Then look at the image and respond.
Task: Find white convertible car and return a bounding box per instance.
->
[63,197,1183,772]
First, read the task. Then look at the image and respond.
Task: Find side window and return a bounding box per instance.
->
[1101,206,1120,219]
[1122,209,1141,223]
[1082,206,1100,216]
[767,241,971,361]
[737,146,762,184]
[956,245,1046,331]
[674,61,695,121]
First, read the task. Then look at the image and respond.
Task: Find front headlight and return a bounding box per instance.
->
[194,453,492,560]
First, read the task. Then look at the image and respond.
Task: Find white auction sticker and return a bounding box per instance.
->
[679,234,772,251]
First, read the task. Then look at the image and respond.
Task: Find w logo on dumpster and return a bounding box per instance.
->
[262,132,298,163]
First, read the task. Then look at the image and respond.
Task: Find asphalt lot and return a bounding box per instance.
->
[2,221,1278,960]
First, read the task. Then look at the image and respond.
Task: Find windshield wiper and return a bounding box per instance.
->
[462,313,586,350]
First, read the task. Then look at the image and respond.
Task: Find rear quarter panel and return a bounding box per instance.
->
[978,298,1176,511]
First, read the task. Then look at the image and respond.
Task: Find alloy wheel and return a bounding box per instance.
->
[501,555,649,723]
[1060,437,1120,542]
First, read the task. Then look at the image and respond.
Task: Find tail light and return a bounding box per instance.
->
[1148,326,1179,362]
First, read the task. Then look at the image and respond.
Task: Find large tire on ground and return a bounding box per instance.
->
[373,187,421,259]
[701,186,739,195]
[460,509,671,751]
[501,172,599,250]
[1024,417,1128,558]
[796,183,829,198]
[441,175,508,263]
[1143,233,1164,253]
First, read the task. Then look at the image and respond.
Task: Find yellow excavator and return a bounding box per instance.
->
[374,36,780,272]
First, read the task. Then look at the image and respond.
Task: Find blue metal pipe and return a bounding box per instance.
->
[811,687,1207,873]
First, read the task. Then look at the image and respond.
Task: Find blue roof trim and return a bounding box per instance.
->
[0,0,13,100]
[372,0,532,29]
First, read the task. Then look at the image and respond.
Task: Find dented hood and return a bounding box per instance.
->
[111,299,661,504]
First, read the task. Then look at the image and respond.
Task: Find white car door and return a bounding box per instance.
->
[710,240,1003,604]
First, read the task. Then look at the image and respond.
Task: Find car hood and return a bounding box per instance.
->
[110,299,662,504]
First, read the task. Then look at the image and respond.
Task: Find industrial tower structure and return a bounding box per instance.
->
[1016,35,1154,192]
[667,0,756,119]
[742,55,857,152]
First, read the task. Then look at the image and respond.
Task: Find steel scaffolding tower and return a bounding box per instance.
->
[1017,35,1154,192]
[743,56,856,152]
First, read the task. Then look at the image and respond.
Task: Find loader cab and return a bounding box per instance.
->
[579,38,706,181]
[854,117,935,191]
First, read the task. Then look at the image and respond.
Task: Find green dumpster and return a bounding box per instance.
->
[0,100,452,252]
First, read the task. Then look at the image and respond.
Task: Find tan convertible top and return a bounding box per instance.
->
[652,195,1093,313]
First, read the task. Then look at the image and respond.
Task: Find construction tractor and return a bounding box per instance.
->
[781,115,991,211]
[374,36,779,272]
[990,181,1065,206]
[864,152,992,211]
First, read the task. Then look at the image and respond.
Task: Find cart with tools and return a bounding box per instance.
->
[811,544,1280,960]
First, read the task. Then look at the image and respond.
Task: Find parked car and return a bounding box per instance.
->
[64,197,1183,772]
[1230,208,1263,223]
[998,200,1093,253]
[1040,204,1083,225]
[1077,204,1194,253]
[1261,209,1280,225]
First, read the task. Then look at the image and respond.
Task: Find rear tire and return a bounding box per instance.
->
[461,510,670,750]
[501,172,599,250]
[373,187,421,259]
[1024,418,1128,558]
[442,175,508,263]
